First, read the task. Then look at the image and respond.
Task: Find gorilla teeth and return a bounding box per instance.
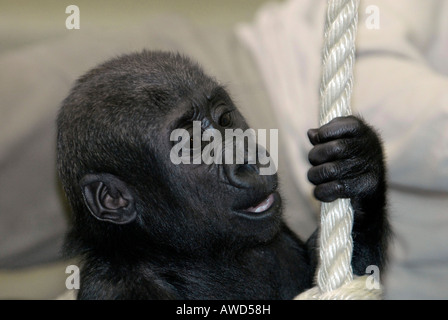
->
[245,193,275,213]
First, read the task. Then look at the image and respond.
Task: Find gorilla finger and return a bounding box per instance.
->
[313,116,366,143]
[307,128,320,146]
[308,162,338,185]
[313,181,346,203]
[308,139,347,166]
[308,159,363,185]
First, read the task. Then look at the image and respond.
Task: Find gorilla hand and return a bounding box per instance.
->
[307,116,384,207]
[306,115,390,275]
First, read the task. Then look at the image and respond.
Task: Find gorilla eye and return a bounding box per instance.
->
[219,112,232,127]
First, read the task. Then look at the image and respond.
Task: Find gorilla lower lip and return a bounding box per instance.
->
[245,194,275,213]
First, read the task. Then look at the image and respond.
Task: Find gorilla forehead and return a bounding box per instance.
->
[74,50,218,117]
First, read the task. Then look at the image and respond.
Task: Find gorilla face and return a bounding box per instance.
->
[158,85,282,246]
[57,51,282,257]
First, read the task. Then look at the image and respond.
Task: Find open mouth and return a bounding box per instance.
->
[244,193,276,213]
[235,192,279,219]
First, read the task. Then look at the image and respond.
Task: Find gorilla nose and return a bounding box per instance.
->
[224,163,260,189]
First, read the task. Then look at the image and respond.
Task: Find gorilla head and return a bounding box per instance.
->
[57,51,281,260]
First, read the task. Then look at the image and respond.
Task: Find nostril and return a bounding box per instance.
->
[224,163,260,189]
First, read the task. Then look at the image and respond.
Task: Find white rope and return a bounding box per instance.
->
[318,0,358,293]
[296,0,382,300]
[296,275,382,300]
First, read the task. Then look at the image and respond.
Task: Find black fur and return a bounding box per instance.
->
[57,50,390,299]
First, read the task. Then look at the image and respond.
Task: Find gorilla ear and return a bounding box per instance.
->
[80,173,137,224]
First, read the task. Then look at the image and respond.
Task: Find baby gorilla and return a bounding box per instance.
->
[57,50,389,299]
